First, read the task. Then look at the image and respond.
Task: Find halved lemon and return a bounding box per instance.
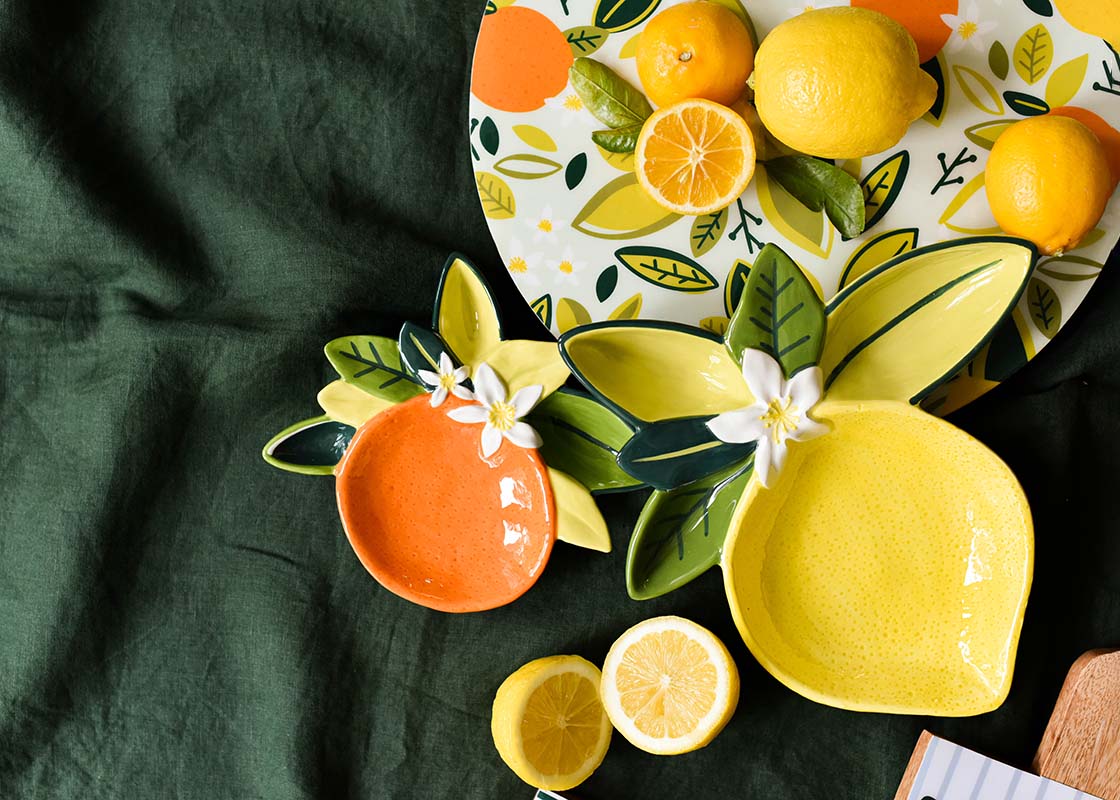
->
[600,616,739,755]
[635,98,756,215]
[491,655,612,790]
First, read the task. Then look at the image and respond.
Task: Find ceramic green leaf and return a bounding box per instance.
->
[528,389,642,494]
[434,254,503,367]
[724,243,825,377]
[626,456,754,601]
[262,416,355,476]
[324,335,426,403]
[617,416,755,492]
[398,322,459,384]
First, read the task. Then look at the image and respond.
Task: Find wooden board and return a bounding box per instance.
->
[893,731,933,800]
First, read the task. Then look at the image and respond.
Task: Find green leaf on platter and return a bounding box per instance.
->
[823,238,1037,403]
[1014,23,1053,85]
[700,316,730,337]
[557,297,592,334]
[690,208,727,258]
[434,254,503,367]
[984,308,1033,382]
[626,457,754,600]
[765,155,865,239]
[989,40,1010,80]
[592,124,643,154]
[494,153,563,180]
[618,416,755,491]
[528,389,641,494]
[531,294,553,329]
[860,150,909,231]
[756,165,832,259]
[565,153,588,190]
[512,124,558,152]
[398,322,457,384]
[965,119,1015,150]
[608,293,643,320]
[262,416,355,476]
[954,64,1005,115]
[475,171,516,219]
[593,0,661,33]
[1045,54,1089,108]
[1004,90,1049,116]
[572,173,680,239]
[596,265,619,303]
[569,57,653,129]
[725,243,825,376]
[921,55,950,127]
[616,246,719,292]
[724,259,751,316]
[479,117,499,156]
[325,335,425,403]
[838,228,919,291]
[1037,254,1102,282]
[1027,276,1061,338]
[564,25,609,56]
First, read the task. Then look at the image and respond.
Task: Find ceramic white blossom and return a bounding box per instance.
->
[417,351,473,408]
[447,362,544,457]
[706,350,828,488]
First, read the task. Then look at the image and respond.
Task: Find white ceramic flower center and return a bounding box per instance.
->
[760,398,799,440]
[537,219,553,233]
[958,20,978,39]
[487,400,518,432]
[438,372,458,391]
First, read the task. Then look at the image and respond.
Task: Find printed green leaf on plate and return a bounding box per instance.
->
[701,316,730,336]
[690,209,727,258]
[512,124,557,152]
[528,389,641,494]
[724,259,751,315]
[596,265,619,302]
[756,165,832,259]
[479,117,500,155]
[565,153,588,190]
[615,246,719,292]
[1004,90,1049,116]
[921,55,950,127]
[765,155,866,239]
[618,415,755,491]
[626,457,754,600]
[572,173,681,239]
[939,173,1002,235]
[965,120,1015,150]
[954,64,1005,115]
[861,151,909,231]
[531,294,553,328]
[262,416,355,476]
[1015,24,1053,84]
[325,336,425,403]
[564,25,609,56]
[608,292,643,320]
[475,172,516,219]
[494,153,564,180]
[838,228,919,291]
[1027,277,1061,338]
[593,0,661,32]
[618,31,642,58]
[989,41,1010,80]
[1037,254,1102,282]
[592,124,643,153]
[556,297,592,334]
[725,243,826,376]
[569,57,653,129]
[1045,54,1089,108]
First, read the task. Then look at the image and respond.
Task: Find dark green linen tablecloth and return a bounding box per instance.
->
[0,1,1117,797]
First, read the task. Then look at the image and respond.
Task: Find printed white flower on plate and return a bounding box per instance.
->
[505,238,542,287]
[787,0,846,17]
[524,205,566,244]
[447,363,544,458]
[547,246,586,285]
[544,90,597,128]
[706,349,829,489]
[941,1,997,53]
[417,351,473,408]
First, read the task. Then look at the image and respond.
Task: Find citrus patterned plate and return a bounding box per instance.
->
[468,0,1120,414]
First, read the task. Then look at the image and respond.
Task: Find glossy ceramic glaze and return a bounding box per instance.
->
[722,400,1033,715]
[336,395,557,612]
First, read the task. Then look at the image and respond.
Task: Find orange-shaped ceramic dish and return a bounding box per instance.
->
[336,394,557,612]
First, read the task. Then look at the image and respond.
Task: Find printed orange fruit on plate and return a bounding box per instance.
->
[1050,106,1120,189]
[851,0,955,63]
[472,6,573,112]
[336,393,556,613]
[635,98,756,216]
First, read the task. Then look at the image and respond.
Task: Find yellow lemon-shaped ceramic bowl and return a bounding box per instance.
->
[722,400,1033,716]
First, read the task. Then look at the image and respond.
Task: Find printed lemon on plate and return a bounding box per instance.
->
[600,616,739,755]
[635,98,756,216]
[986,115,1113,256]
[752,7,936,159]
[492,655,613,790]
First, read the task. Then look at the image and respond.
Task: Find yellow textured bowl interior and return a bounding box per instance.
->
[723,400,1033,716]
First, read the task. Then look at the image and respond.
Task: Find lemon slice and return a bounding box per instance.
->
[491,655,612,790]
[600,616,739,755]
[635,99,756,216]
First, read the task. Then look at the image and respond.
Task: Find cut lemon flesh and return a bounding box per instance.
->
[635,99,756,215]
[491,655,612,790]
[600,616,740,755]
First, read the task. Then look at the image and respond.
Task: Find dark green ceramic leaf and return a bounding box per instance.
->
[531,294,553,329]
[626,457,754,600]
[1004,90,1050,116]
[724,243,825,376]
[569,57,652,129]
[618,416,755,491]
[593,0,660,32]
[764,156,866,239]
[565,153,588,190]
[398,323,457,385]
[325,335,425,403]
[528,389,642,494]
[591,124,643,153]
[262,416,355,476]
